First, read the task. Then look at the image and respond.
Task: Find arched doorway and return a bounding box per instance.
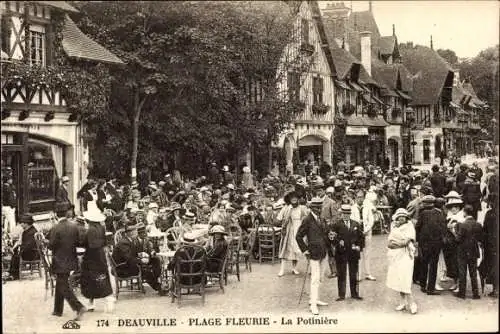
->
[387,138,399,168]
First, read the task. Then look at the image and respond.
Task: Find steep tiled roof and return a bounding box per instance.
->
[62,15,123,65]
[330,46,360,80]
[462,82,486,106]
[379,36,395,55]
[310,1,337,77]
[399,45,453,105]
[37,1,78,13]
[372,62,413,93]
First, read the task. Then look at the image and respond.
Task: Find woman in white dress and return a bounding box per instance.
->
[278,192,308,277]
[386,208,417,314]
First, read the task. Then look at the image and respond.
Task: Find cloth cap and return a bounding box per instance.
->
[334,180,342,188]
[326,186,334,194]
[209,225,228,236]
[340,204,351,213]
[421,195,436,204]
[83,210,106,222]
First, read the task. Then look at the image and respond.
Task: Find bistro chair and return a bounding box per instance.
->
[107,251,145,299]
[34,232,54,298]
[171,244,207,306]
[226,224,242,281]
[18,235,43,280]
[257,225,278,264]
[164,227,182,252]
[239,229,255,272]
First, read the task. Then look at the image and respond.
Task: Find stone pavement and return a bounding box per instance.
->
[2,233,498,333]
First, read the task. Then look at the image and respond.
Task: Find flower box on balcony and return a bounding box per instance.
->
[312,103,330,115]
[342,104,355,116]
[300,43,315,55]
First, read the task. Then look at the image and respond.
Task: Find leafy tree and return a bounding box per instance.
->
[437,48,458,65]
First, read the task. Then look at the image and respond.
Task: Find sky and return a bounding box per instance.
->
[319,1,499,59]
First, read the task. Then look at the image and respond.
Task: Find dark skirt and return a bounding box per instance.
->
[81,248,113,299]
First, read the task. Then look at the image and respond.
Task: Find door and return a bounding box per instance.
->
[1,150,23,218]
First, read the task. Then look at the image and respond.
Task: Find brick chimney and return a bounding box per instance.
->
[360,31,372,76]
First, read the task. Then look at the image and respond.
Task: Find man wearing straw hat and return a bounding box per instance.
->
[331,204,365,302]
[296,197,331,315]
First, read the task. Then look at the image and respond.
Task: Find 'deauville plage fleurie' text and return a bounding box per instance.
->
[110,316,338,327]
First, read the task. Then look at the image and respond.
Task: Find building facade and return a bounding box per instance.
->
[1,1,122,217]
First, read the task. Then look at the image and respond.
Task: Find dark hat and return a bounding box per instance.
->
[19,214,34,224]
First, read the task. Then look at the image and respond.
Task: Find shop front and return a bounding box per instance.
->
[345,116,388,167]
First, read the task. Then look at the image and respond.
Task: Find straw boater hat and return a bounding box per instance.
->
[148,202,159,209]
[420,195,436,206]
[340,204,351,214]
[392,208,410,221]
[444,191,461,200]
[209,225,228,236]
[445,198,464,207]
[181,231,197,243]
[467,171,476,178]
[309,197,324,207]
[183,211,196,220]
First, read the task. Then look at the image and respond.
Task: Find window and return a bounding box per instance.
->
[313,76,323,104]
[301,19,309,44]
[29,25,45,66]
[287,72,300,101]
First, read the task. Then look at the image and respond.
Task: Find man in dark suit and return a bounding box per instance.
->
[8,214,40,280]
[415,195,447,295]
[461,172,482,219]
[49,204,86,320]
[330,204,365,301]
[455,205,483,299]
[430,164,447,198]
[296,197,330,315]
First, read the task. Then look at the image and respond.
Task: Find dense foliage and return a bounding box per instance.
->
[71,1,312,179]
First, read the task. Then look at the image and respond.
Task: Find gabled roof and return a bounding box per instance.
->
[36,1,78,13]
[462,82,486,106]
[379,36,396,55]
[62,15,124,65]
[329,46,360,80]
[309,1,337,78]
[399,44,453,105]
[372,62,413,93]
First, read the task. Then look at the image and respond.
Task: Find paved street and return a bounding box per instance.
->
[3,233,498,333]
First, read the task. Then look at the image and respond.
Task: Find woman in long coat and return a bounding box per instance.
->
[80,210,114,312]
[277,192,308,277]
[386,208,417,314]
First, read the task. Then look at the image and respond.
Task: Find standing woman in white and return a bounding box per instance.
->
[361,190,377,281]
[386,208,417,314]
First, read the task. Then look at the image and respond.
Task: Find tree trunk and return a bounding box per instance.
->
[131,90,146,182]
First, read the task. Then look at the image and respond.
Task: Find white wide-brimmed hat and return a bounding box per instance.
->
[444,191,461,200]
[222,165,230,172]
[148,202,159,209]
[445,198,464,207]
[392,208,410,221]
[83,209,106,223]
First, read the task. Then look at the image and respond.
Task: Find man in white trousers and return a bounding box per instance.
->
[296,197,330,315]
[361,190,377,281]
[2,176,17,234]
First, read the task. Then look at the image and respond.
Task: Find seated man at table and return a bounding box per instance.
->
[8,214,40,280]
[167,232,205,285]
[112,222,161,292]
[206,225,229,273]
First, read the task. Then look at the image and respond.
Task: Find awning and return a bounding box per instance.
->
[380,88,399,97]
[349,82,364,92]
[362,94,376,104]
[347,116,389,127]
[346,126,369,136]
[334,80,351,90]
[396,90,412,100]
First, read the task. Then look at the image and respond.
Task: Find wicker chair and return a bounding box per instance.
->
[257,225,278,264]
[108,253,145,299]
[171,244,207,306]
[34,232,54,298]
[226,224,242,281]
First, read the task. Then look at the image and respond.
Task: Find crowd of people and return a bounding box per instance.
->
[2,157,498,319]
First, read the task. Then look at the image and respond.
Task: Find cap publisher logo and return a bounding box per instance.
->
[62,320,81,329]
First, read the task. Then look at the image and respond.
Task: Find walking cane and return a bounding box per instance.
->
[298,260,310,305]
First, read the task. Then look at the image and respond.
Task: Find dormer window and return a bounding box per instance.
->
[29,25,46,66]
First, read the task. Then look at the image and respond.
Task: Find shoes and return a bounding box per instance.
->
[395,304,406,311]
[449,284,458,291]
[277,271,284,277]
[309,300,328,306]
[292,269,300,275]
[454,293,466,299]
[310,304,319,315]
[328,273,337,278]
[420,287,427,293]
[427,291,440,296]
[409,303,418,314]
[488,291,498,297]
[74,307,87,321]
[336,297,345,301]
[52,312,62,317]
[352,295,363,300]
[435,284,444,291]
[472,295,481,300]
[453,287,460,293]
[365,275,376,281]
